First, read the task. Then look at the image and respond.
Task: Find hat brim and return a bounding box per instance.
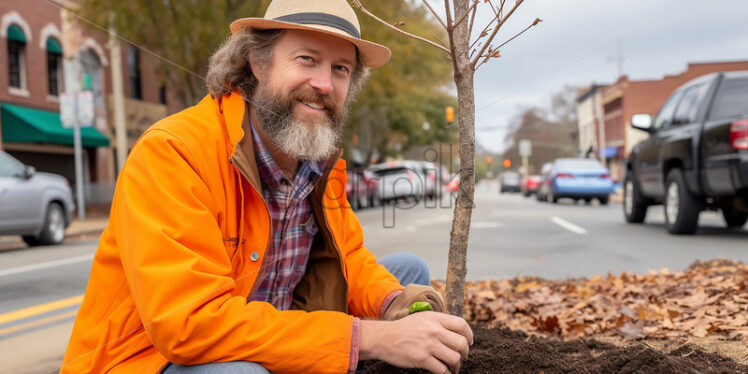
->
[230,18,391,68]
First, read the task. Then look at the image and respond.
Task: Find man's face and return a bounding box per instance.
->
[251,29,357,161]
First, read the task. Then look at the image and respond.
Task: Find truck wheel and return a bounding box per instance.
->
[664,169,701,235]
[623,173,648,223]
[722,207,748,228]
[598,196,609,205]
[23,202,66,246]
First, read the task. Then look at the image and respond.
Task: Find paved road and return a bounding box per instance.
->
[360,182,748,280]
[1,182,746,373]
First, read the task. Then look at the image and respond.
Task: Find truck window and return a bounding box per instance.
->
[672,83,707,125]
[653,89,684,130]
[707,77,748,121]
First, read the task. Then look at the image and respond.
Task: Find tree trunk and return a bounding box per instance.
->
[445,0,476,317]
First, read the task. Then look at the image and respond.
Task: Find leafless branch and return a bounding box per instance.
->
[494,18,541,51]
[421,0,449,31]
[485,0,500,18]
[467,0,478,38]
[474,18,541,70]
[471,0,525,69]
[453,0,480,29]
[351,0,451,54]
[443,0,454,29]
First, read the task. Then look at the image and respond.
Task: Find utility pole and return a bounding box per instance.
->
[594,88,607,168]
[108,22,128,175]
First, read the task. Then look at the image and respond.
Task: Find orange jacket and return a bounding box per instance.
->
[61,93,403,374]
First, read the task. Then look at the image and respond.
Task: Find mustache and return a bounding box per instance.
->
[291,88,339,115]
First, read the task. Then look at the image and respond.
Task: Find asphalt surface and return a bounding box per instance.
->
[1,181,746,373]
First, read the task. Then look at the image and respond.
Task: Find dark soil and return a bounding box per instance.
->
[363,326,748,374]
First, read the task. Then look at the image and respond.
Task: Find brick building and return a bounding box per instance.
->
[577,60,748,181]
[0,0,179,201]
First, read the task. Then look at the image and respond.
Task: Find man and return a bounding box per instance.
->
[62,1,472,373]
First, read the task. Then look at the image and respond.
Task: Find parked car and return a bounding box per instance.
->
[625,71,748,234]
[369,161,425,202]
[0,150,75,245]
[521,174,541,197]
[545,158,612,204]
[499,171,521,193]
[346,168,379,210]
[411,161,439,200]
[536,162,554,202]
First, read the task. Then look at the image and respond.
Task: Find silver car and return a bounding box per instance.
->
[369,161,425,202]
[0,150,75,246]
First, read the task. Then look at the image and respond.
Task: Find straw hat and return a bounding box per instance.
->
[230,0,391,68]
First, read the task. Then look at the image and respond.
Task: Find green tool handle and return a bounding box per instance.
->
[408,301,433,314]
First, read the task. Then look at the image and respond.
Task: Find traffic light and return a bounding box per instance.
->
[485,156,493,164]
[503,159,511,168]
[446,106,454,123]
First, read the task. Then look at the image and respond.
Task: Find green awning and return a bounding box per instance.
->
[46,37,62,54]
[7,24,26,43]
[1,103,110,147]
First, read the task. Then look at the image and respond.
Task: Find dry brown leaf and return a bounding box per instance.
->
[618,321,645,339]
[516,280,540,292]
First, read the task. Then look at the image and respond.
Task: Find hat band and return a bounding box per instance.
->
[274,12,361,39]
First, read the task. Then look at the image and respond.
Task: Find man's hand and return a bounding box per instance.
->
[359,312,474,374]
[383,284,446,320]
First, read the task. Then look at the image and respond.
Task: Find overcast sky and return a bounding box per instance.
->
[426,0,748,153]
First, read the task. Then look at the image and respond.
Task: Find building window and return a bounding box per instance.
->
[46,37,63,96]
[128,46,142,100]
[159,85,167,105]
[7,24,27,89]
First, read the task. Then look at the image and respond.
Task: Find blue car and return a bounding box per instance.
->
[546,158,612,205]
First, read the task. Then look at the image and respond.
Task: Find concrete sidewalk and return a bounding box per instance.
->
[0,216,109,251]
[65,216,109,238]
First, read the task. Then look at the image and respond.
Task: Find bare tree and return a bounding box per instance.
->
[352,0,541,316]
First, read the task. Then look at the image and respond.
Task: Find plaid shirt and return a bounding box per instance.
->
[247,123,395,373]
[248,124,324,309]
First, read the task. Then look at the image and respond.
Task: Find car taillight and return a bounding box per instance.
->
[730,120,748,150]
[406,169,415,181]
[555,173,574,178]
[600,174,610,179]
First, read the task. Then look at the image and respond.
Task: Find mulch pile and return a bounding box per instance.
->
[364,258,748,373]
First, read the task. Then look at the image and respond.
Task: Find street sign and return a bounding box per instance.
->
[60,93,76,128]
[77,91,94,127]
[519,139,532,157]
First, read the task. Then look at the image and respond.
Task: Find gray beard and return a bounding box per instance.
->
[251,84,345,161]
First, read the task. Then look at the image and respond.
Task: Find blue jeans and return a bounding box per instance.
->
[162,251,430,373]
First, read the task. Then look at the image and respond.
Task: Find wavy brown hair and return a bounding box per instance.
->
[206,28,369,102]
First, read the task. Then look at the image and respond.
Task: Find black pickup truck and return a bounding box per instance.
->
[624,71,748,234]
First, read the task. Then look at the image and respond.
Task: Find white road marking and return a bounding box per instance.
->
[0,254,94,278]
[471,222,503,229]
[550,216,588,235]
[415,215,452,226]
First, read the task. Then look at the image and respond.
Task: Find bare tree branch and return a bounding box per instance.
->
[475,18,541,70]
[485,0,500,18]
[467,0,478,39]
[453,0,479,29]
[494,18,541,51]
[443,0,454,29]
[471,0,525,69]
[421,0,449,31]
[351,0,451,54]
